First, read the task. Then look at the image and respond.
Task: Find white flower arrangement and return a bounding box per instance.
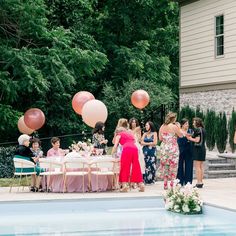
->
[163,180,203,215]
[69,139,95,157]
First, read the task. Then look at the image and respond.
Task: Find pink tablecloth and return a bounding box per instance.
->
[41,173,114,193]
[41,155,119,193]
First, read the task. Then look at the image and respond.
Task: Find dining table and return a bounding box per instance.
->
[40,153,120,193]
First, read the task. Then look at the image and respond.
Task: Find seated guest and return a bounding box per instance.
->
[92,121,108,155]
[47,137,66,157]
[30,138,44,158]
[15,134,42,192]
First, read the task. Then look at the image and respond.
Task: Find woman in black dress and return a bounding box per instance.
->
[187,118,206,188]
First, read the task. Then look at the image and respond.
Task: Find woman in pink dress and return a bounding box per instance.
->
[158,112,184,190]
[112,118,144,192]
[47,137,67,157]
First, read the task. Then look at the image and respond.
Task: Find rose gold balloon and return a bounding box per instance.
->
[24,108,45,130]
[82,100,108,128]
[72,91,95,115]
[131,90,150,109]
[18,116,34,134]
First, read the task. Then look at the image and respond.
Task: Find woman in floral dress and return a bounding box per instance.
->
[92,122,108,155]
[158,112,184,189]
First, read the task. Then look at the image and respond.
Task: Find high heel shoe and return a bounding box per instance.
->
[138,183,145,192]
[120,184,129,192]
[195,183,204,188]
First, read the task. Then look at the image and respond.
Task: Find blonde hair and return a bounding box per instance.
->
[164,112,177,125]
[115,118,129,132]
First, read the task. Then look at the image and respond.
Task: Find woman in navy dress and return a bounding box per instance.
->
[141,121,158,184]
[177,119,193,186]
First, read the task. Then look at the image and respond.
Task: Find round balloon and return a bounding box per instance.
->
[24,108,45,130]
[18,116,34,134]
[72,91,95,115]
[82,100,108,127]
[131,90,150,109]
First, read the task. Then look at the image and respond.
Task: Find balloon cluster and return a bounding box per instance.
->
[17,89,150,133]
[18,108,45,134]
[72,91,108,128]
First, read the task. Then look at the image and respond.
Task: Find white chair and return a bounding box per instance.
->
[90,159,115,192]
[39,159,64,192]
[10,157,36,192]
[63,158,89,193]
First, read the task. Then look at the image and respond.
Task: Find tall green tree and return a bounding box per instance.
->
[0,0,107,142]
[228,109,236,153]
[215,112,228,153]
[204,109,216,151]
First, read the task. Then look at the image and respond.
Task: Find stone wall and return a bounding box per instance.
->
[180,89,236,116]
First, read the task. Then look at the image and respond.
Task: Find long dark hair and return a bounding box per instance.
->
[93,121,105,134]
[146,121,156,132]
[193,117,204,128]
[129,118,140,129]
[180,118,189,128]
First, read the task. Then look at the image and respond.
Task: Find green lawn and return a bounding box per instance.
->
[0,177,31,187]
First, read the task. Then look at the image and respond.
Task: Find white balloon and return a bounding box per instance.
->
[82,100,108,127]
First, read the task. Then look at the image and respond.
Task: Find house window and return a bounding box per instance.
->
[215,15,224,57]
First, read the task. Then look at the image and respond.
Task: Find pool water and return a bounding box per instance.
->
[0,197,236,235]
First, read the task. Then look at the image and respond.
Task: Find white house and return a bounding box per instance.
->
[179,0,236,115]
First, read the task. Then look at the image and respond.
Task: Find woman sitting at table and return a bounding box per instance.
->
[15,134,43,192]
[111,118,144,192]
[92,121,108,155]
[47,137,67,157]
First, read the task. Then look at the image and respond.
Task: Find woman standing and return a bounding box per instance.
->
[129,118,145,175]
[111,118,144,192]
[187,117,206,188]
[158,112,183,189]
[141,121,158,184]
[92,121,108,155]
[177,119,193,185]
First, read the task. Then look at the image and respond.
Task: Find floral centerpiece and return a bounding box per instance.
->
[163,180,203,215]
[70,138,96,157]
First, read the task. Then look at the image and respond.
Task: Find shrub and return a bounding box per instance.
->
[215,112,228,153]
[0,146,15,178]
[204,109,216,151]
[178,105,195,129]
[228,109,236,153]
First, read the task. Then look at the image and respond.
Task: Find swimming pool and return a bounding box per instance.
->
[0,197,235,235]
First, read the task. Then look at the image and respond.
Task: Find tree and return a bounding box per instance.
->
[0,0,107,142]
[102,78,174,140]
[215,112,228,153]
[204,109,216,151]
[178,105,195,128]
[228,109,236,153]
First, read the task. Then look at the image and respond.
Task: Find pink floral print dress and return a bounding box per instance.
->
[158,132,179,180]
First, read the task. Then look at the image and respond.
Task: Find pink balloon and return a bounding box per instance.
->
[24,108,45,130]
[82,100,108,128]
[18,116,34,134]
[72,91,95,115]
[131,90,150,109]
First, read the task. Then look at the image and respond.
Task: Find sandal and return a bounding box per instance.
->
[138,183,145,192]
[120,184,129,192]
